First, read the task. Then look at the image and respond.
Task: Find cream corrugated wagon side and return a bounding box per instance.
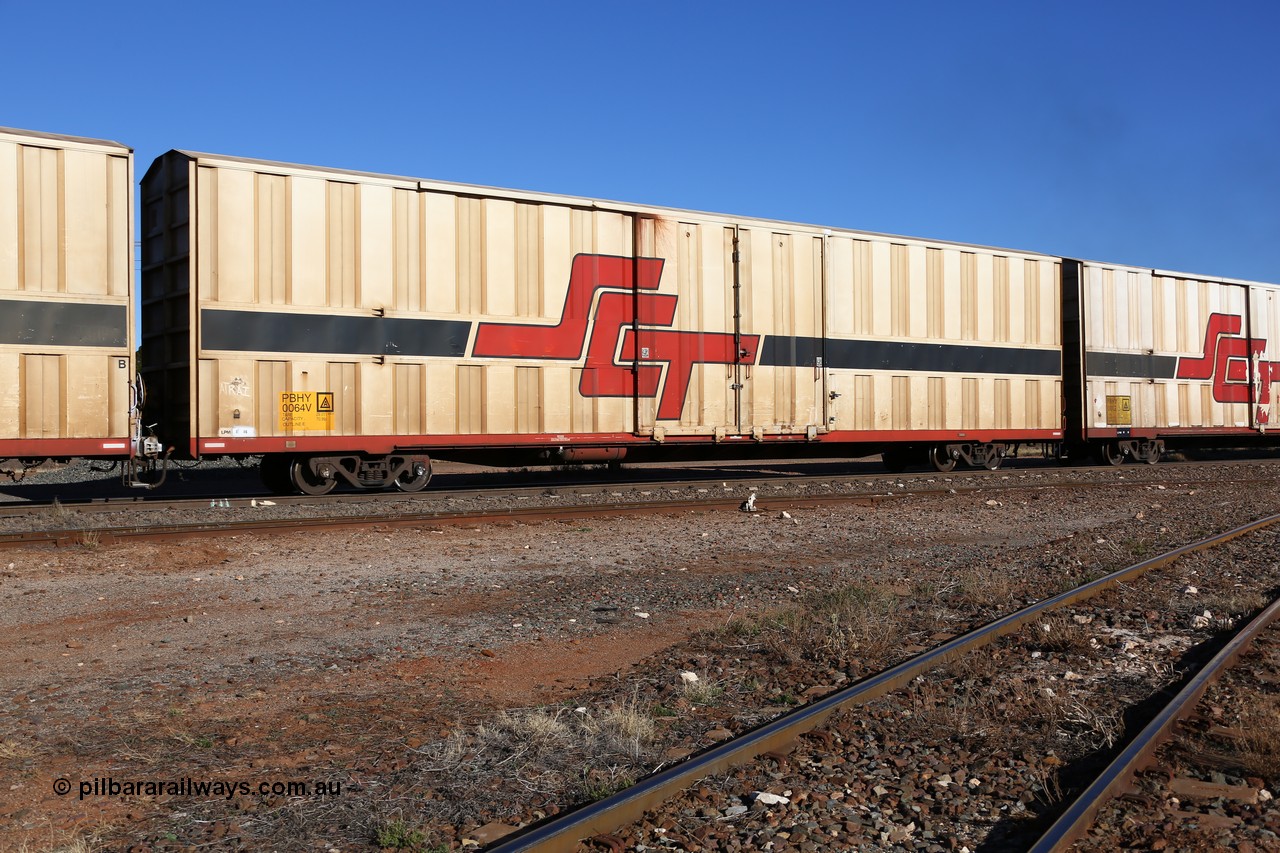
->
[139,150,1068,494]
[0,127,163,486]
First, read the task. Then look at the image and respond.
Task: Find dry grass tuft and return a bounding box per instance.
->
[1027,763,1065,806]
[1195,587,1270,624]
[1232,689,1280,778]
[948,561,1024,606]
[760,584,905,665]
[678,675,725,707]
[0,738,39,761]
[47,497,71,523]
[903,657,1123,755]
[16,831,99,853]
[1026,613,1102,656]
[410,695,661,817]
[1057,699,1124,749]
[501,707,573,744]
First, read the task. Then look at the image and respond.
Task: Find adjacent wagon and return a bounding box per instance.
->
[1066,259,1280,465]
[0,127,160,484]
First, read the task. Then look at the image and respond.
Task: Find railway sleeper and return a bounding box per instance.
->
[260,453,432,495]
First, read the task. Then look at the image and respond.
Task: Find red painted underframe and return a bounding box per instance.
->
[1087,426,1265,439]
[195,428,1076,458]
[0,438,133,459]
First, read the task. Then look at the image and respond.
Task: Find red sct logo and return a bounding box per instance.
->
[472,254,759,420]
[1176,312,1279,420]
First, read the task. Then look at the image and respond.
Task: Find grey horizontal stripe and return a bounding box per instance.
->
[760,335,1061,376]
[1084,351,1178,379]
[0,299,127,348]
[201,309,471,357]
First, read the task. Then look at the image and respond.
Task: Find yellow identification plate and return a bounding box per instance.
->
[278,391,334,431]
[1105,395,1132,425]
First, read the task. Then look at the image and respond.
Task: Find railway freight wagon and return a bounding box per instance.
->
[139,149,1065,494]
[1067,259,1280,465]
[0,127,161,485]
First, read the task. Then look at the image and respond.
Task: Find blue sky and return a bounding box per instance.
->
[4,1,1277,281]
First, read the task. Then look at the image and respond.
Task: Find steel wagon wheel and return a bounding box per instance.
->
[290,458,337,496]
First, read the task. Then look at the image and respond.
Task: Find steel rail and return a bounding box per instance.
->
[1,454,1271,517]
[0,493,884,549]
[483,512,1280,852]
[0,467,901,518]
[1028,589,1280,853]
[1,467,1266,549]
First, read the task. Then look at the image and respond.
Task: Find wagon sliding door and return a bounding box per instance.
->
[736,227,826,437]
[632,220,751,437]
[1250,287,1278,429]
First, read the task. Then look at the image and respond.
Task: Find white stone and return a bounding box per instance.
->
[1183,585,1199,595]
[679,671,700,684]
[752,791,790,806]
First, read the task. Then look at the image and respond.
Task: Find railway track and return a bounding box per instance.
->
[2,453,1278,514]
[3,457,1279,548]
[1030,590,1280,851]
[479,514,1280,852]
[0,493,876,548]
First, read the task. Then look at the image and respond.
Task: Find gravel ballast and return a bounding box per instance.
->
[1,458,1278,850]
